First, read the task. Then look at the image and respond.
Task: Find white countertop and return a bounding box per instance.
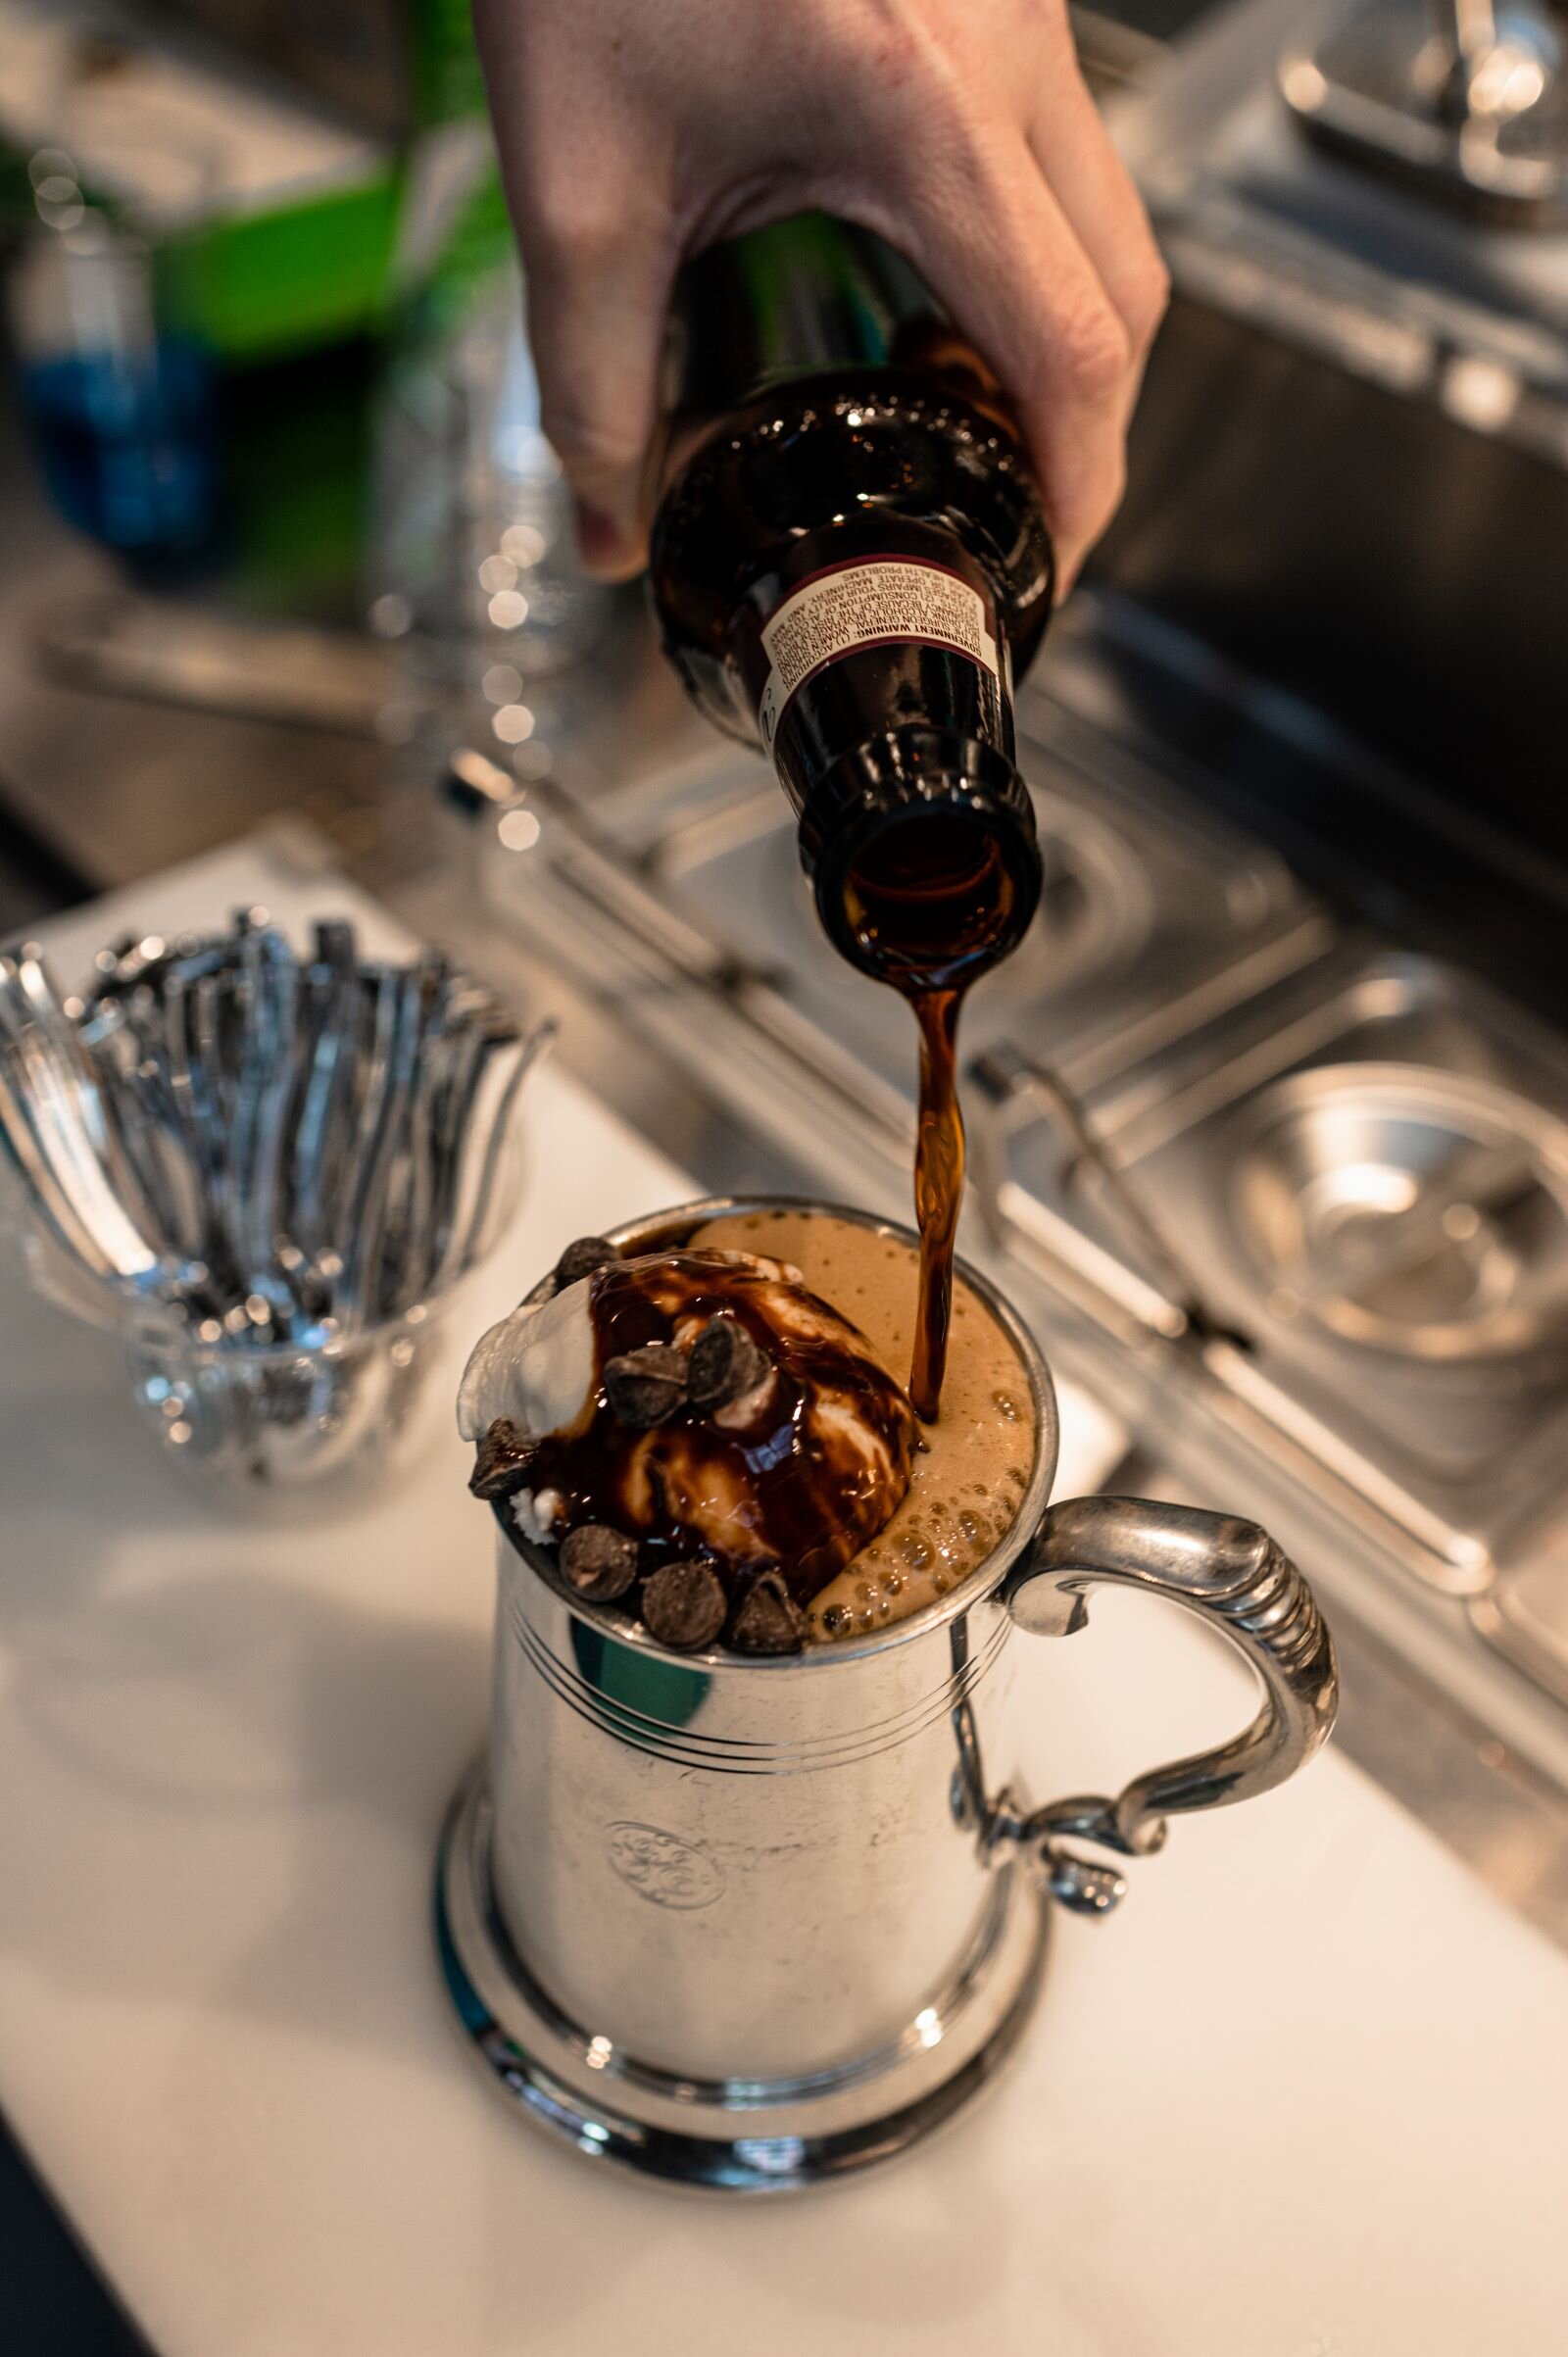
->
[2,839,1566,2357]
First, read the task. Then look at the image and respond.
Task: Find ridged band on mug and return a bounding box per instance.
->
[502,1582,1013,1775]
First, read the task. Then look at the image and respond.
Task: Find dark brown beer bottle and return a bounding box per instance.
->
[648,215,1056,1421]
[648,212,1054,995]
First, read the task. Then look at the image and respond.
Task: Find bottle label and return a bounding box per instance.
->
[758,558,1001,752]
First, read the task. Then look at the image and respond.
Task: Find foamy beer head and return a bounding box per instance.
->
[459,1207,1037,1654]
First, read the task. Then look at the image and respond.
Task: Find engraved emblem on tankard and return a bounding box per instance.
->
[606,1822,726,1910]
[438,1197,1339,2195]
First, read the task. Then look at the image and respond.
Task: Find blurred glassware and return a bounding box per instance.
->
[369,258,613,789]
[0,915,550,1498]
[120,1288,459,1495]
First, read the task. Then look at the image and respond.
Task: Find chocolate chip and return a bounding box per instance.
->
[604,1343,689,1428]
[729,1566,806,1655]
[555,1235,619,1288]
[641,1556,727,1651]
[561,1523,640,1601]
[469,1416,538,1500]
[687,1314,770,1411]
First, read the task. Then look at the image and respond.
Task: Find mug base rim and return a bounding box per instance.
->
[434,1761,1053,2194]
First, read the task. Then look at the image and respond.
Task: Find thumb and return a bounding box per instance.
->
[520,219,675,581]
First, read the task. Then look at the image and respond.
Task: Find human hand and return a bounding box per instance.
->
[473,0,1168,593]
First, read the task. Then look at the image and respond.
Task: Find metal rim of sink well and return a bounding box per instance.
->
[1226,1061,1568,1361]
[434,1767,1052,2194]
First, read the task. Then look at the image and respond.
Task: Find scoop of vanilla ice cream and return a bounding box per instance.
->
[459,1245,917,1603]
[456,1276,596,1446]
[457,1249,799,1449]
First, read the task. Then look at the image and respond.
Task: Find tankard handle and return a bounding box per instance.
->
[997,1497,1338,1917]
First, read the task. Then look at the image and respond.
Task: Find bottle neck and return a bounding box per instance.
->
[727,519,1040,990]
[799,723,1041,991]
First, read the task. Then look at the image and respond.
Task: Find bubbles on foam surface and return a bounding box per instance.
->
[804,1507,995,1628]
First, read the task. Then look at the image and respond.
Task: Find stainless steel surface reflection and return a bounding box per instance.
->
[436,1196,1338,2189]
[1229,1060,1568,1359]
[986,949,1568,1590]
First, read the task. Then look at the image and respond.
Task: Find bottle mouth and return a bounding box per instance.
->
[798,731,1042,991]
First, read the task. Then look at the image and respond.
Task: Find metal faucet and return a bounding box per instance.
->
[1426,0,1560,120]
[1281,0,1568,222]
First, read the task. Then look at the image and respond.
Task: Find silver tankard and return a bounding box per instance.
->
[436,1197,1338,2191]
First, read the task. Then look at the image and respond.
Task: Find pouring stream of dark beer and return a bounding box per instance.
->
[908,986,966,1422]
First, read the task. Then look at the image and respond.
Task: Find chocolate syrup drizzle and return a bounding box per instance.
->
[522,1251,919,1608]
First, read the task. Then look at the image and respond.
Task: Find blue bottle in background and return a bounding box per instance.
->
[11,209,218,563]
